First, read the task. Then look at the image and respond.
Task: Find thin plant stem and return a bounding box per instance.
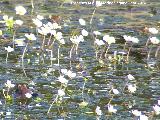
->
[90,7,97,24]
[50,49,53,66]
[70,44,75,59]
[6,52,8,64]
[105,44,110,58]
[147,46,152,61]
[31,0,34,13]
[108,96,114,105]
[47,34,52,46]
[42,35,46,50]
[155,45,160,58]
[31,0,34,9]
[49,39,56,48]
[22,42,28,77]
[58,45,60,66]
[81,82,86,101]
[126,44,133,62]
[123,41,127,50]
[12,30,16,49]
[47,95,58,115]
[145,37,150,46]
[75,44,79,55]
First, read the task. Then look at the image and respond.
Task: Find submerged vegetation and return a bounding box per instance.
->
[0,0,160,119]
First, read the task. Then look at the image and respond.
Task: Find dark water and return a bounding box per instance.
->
[0,0,160,119]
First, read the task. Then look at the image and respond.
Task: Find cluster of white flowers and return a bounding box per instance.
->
[95,39,105,46]
[152,100,160,115]
[128,84,136,93]
[70,35,84,44]
[123,35,139,43]
[5,46,14,53]
[61,69,76,78]
[132,109,148,120]
[15,6,26,15]
[95,106,102,116]
[108,104,117,113]
[34,18,64,44]
[93,31,101,36]
[127,74,135,80]
[150,37,159,45]
[58,89,65,97]
[112,88,119,95]
[148,27,158,34]
[79,18,86,26]
[58,75,68,84]
[5,80,15,88]
[25,93,32,98]
[25,33,36,41]
[103,35,116,45]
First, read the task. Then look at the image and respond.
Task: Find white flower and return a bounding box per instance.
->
[2,15,14,27]
[25,33,36,40]
[0,101,2,105]
[5,46,14,53]
[25,93,32,98]
[128,84,136,93]
[81,29,88,36]
[5,80,15,88]
[132,110,141,116]
[108,104,117,113]
[112,89,119,95]
[15,38,25,46]
[70,35,84,44]
[103,35,116,44]
[131,37,139,43]
[158,100,160,105]
[148,27,158,34]
[139,114,148,120]
[93,31,101,36]
[55,32,63,40]
[52,22,61,29]
[79,18,86,26]
[6,112,11,116]
[61,69,68,74]
[15,6,26,15]
[153,105,160,115]
[37,15,44,20]
[127,74,135,80]
[58,76,68,84]
[39,25,51,35]
[95,39,105,46]
[123,35,139,43]
[0,30,2,35]
[123,35,132,42]
[67,70,76,78]
[15,20,23,26]
[58,89,65,97]
[59,39,65,44]
[50,30,56,35]
[61,69,76,78]
[3,15,9,21]
[96,1,103,7]
[95,106,102,116]
[150,37,159,45]
[32,18,42,27]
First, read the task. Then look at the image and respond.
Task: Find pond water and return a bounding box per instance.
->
[0,0,160,119]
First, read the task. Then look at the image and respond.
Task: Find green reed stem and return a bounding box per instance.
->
[22,42,28,77]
